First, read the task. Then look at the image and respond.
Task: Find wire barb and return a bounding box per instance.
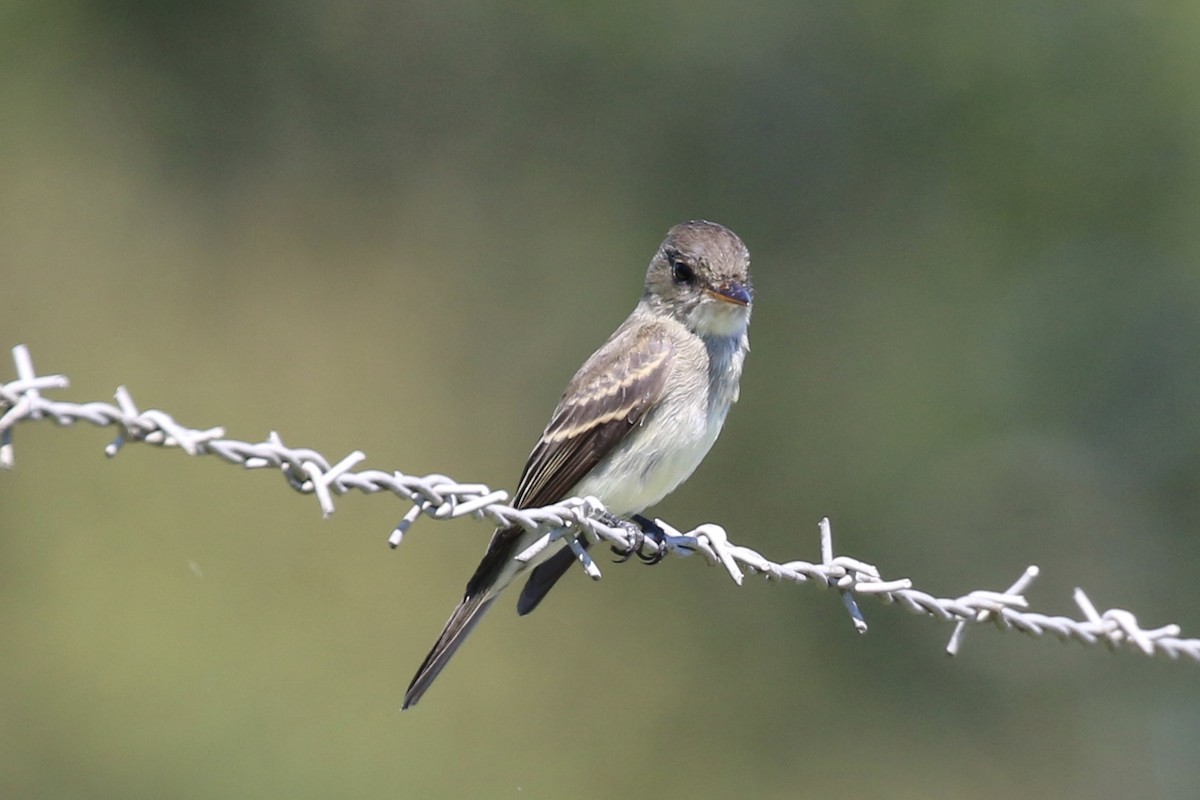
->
[946,566,1040,656]
[820,517,869,633]
[4,343,1200,666]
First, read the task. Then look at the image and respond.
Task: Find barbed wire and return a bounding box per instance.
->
[3,343,1198,664]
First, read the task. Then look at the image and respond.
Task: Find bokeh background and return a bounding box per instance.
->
[4,2,1200,797]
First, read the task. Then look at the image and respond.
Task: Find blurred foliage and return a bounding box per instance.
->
[3,1,1200,798]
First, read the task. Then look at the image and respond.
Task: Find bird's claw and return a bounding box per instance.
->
[608,514,667,565]
[608,515,643,563]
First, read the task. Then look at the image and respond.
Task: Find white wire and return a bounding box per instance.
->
[4,343,1198,664]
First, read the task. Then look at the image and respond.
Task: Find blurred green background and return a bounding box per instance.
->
[4,1,1200,797]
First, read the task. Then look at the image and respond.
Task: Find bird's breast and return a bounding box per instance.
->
[571,376,734,516]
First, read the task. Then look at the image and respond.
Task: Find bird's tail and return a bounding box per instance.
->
[402,593,498,709]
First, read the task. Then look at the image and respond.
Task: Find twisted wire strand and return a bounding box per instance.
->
[3,344,1197,663]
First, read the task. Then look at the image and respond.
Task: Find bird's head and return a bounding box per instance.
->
[643,220,752,339]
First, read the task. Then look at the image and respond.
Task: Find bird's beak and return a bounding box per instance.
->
[706,281,752,307]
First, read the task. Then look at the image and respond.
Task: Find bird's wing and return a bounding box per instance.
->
[515,323,675,508]
[405,322,676,708]
[463,321,675,597]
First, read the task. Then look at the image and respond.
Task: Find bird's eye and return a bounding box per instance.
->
[669,256,696,286]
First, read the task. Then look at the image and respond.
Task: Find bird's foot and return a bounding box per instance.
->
[607,513,667,565]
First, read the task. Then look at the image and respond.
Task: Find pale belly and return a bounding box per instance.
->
[570,399,730,516]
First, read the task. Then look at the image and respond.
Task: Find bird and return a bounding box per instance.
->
[403,219,753,708]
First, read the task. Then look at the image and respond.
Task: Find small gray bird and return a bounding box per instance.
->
[403,220,752,708]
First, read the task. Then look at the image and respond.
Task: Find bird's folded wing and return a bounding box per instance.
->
[466,323,674,597]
